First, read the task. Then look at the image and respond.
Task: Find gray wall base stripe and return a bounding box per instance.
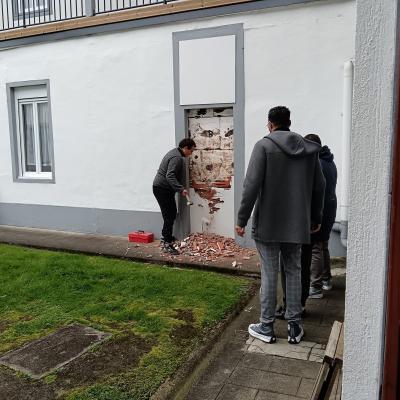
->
[0,203,162,237]
[0,0,329,49]
[0,203,347,255]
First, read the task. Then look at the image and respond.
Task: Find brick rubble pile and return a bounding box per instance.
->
[165,233,256,264]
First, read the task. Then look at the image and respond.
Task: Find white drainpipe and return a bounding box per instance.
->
[334,60,354,248]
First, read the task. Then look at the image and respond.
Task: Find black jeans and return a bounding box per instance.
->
[281,243,311,308]
[153,186,177,243]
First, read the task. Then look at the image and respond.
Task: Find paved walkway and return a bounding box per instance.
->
[184,272,346,400]
[0,225,346,400]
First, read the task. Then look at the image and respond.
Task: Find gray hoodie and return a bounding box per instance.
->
[153,148,185,192]
[237,130,325,244]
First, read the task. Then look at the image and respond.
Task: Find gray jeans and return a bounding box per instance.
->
[310,241,331,289]
[256,241,302,324]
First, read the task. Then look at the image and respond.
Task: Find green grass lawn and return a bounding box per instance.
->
[0,244,251,400]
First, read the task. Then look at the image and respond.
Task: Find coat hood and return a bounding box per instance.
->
[267,130,321,157]
[319,145,334,162]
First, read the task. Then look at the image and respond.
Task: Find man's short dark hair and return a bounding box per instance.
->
[179,138,196,149]
[304,134,322,145]
[268,106,291,128]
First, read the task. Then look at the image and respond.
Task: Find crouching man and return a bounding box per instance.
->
[235,106,325,344]
[153,138,196,255]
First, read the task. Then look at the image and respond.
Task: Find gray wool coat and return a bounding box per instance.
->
[237,130,326,244]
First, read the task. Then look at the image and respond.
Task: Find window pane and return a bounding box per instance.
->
[36,0,46,9]
[38,102,51,172]
[21,103,36,172]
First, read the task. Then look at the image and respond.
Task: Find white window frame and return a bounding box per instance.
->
[7,80,55,184]
[17,97,51,179]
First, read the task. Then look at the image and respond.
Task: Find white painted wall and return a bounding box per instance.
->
[179,35,236,105]
[0,0,355,215]
[343,0,398,398]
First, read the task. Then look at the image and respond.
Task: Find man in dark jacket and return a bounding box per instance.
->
[153,138,196,255]
[276,134,337,318]
[305,134,338,298]
[236,106,325,344]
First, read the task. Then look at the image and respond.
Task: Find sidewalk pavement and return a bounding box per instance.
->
[0,225,260,277]
[0,225,346,400]
[184,271,346,400]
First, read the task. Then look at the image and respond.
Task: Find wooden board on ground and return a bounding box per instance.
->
[310,362,331,400]
[310,321,344,400]
[324,321,342,363]
[328,368,342,399]
[334,325,344,365]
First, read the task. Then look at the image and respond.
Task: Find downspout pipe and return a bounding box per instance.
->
[333,60,354,248]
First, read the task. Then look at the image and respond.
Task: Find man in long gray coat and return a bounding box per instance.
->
[236,106,325,344]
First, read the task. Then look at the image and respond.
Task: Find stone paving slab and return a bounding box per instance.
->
[216,383,258,400]
[255,391,303,400]
[229,366,302,396]
[297,378,316,398]
[245,337,325,362]
[0,324,110,379]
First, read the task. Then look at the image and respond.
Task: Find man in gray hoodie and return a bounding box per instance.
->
[236,106,325,344]
[153,138,196,255]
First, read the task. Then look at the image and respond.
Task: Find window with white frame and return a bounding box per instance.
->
[8,82,55,182]
[14,0,50,18]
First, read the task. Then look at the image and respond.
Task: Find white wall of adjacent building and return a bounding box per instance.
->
[0,0,355,217]
[343,0,398,398]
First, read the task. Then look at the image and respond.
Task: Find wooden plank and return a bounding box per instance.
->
[327,367,339,399]
[335,369,342,399]
[326,364,341,399]
[310,362,330,400]
[324,321,342,363]
[334,324,344,365]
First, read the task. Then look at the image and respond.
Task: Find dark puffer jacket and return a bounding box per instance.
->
[311,145,337,242]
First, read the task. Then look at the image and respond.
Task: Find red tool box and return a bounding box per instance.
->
[128,231,154,243]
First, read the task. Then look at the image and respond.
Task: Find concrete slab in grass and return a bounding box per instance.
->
[0,324,111,379]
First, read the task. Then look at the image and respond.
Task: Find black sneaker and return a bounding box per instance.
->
[288,322,304,344]
[275,306,286,320]
[248,322,276,343]
[163,242,179,255]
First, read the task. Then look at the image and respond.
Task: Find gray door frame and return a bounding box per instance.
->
[172,24,245,240]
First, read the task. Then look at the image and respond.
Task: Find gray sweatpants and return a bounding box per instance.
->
[255,241,302,324]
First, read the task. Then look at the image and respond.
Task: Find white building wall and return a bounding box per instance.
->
[343,0,398,398]
[0,0,355,217]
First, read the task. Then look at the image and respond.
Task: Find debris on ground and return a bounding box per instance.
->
[160,233,256,263]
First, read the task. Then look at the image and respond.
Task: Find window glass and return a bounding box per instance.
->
[21,103,36,172]
[38,102,51,172]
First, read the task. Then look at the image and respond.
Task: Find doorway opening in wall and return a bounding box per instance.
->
[187,107,234,238]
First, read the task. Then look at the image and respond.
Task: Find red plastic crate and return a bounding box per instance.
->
[128,231,154,243]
